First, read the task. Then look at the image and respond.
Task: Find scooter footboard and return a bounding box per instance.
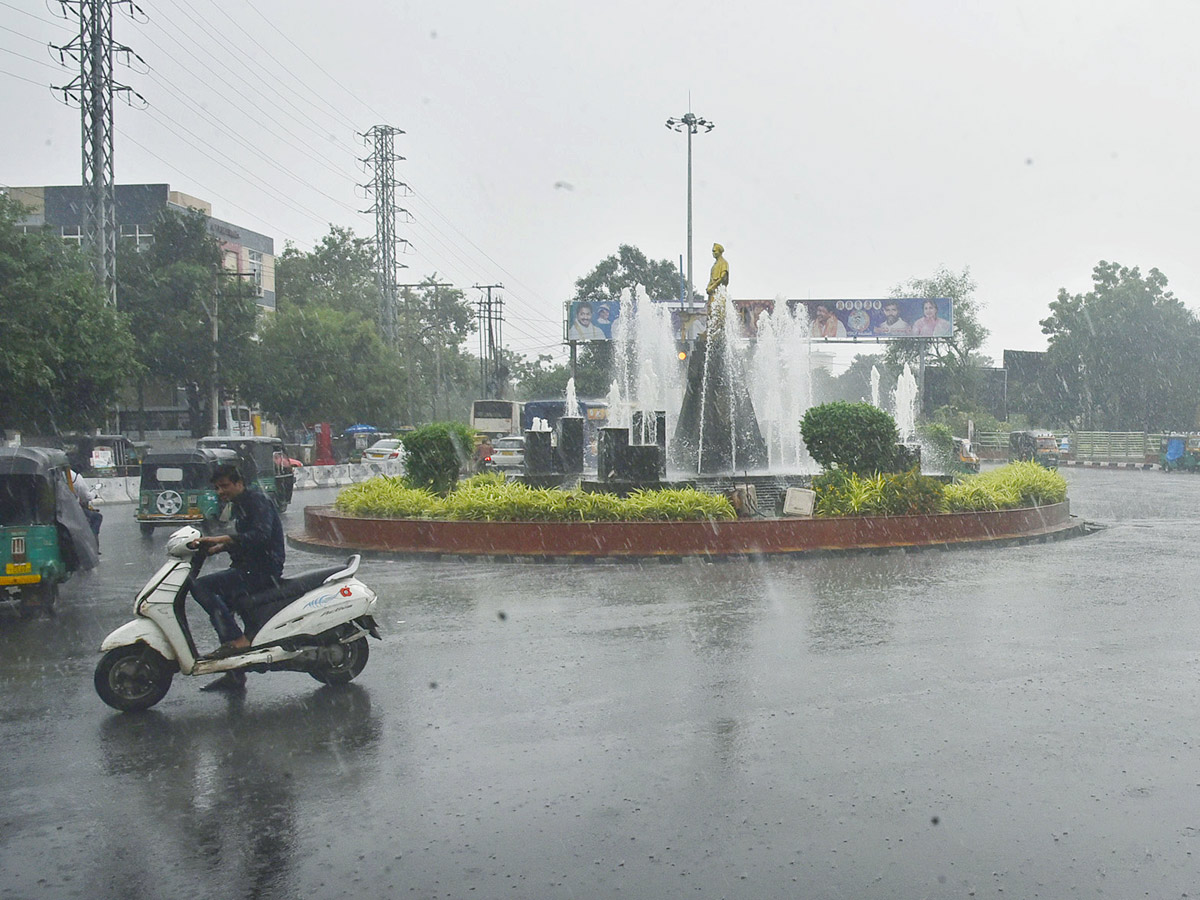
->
[99,619,177,662]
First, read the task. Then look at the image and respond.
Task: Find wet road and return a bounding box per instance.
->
[3,468,1200,899]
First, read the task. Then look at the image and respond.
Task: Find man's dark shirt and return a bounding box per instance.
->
[227,486,285,578]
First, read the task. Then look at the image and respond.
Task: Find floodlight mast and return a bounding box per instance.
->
[665,111,714,307]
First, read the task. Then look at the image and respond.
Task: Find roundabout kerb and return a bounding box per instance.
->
[292,501,1083,561]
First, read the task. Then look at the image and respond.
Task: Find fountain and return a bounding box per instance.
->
[893,364,918,442]
[870,366,881,409]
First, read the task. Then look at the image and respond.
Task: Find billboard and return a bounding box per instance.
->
[670,299,778,341]
[787,298,954,340]
[564,300,622,342]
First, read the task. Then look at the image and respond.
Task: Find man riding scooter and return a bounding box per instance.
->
[189,463,285,692]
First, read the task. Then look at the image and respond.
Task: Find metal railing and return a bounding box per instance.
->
[973,431,1162,463]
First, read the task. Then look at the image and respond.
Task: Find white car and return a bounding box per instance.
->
[362,439,404,461]
[488,436,525,470]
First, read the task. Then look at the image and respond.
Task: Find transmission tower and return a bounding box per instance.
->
[359,125,411,345]
[52,0,145,306]
[473,283,505,398]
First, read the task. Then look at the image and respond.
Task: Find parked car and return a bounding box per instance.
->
[362,439,404,461]
[487,435,525,470]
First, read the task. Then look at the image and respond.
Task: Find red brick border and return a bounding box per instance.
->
[296,501,1077,559]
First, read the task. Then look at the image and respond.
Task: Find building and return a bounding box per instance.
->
[9,183,275,309]
[9,184,277,439]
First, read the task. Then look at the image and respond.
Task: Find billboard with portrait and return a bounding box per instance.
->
[787,298,954,340]
[564,300,621,342]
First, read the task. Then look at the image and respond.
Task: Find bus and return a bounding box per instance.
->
[470,400,523,437]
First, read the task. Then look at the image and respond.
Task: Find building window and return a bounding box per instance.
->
[247,248,264,296]
[120,223,154,247]
[61,224,81,244]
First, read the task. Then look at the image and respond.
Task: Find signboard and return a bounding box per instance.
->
[788,298,954,340]
[670,300,778,341]
[565,300,622,342]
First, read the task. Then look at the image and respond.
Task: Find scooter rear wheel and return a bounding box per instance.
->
[95,644,174,711]
[309,636,369,685]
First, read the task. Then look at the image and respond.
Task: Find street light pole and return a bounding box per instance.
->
[666,110,714,306]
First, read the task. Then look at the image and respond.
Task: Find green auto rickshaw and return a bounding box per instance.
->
[1161,434,1200,472]
[0,447,99,616]
[197,436,294,512]
[135,448,241,536]
[1009,430,1060,469]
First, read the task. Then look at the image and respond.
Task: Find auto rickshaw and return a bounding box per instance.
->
[953,437,981,473]
[1009,430,1060,468]
[1160,434,1200,472]
[197,436,295,511]
[135,448,242,535]
[0,447,99,616]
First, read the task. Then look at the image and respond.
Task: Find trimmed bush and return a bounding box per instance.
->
[800,401,900,475]
[400,422,477,495]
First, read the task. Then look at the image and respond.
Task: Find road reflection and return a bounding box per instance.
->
[94,685,380,898]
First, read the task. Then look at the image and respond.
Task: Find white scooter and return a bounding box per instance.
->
[94,526,381,712]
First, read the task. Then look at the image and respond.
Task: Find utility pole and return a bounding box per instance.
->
[359,125,411,345]
[665,108,714,306]
[52,0,144,306]
[473,284,504,399]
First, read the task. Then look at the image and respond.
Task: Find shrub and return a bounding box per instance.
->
[944,462,1066,511]
[334,476,441,518]
[800,401,900,475]
[400,422,477,495]
[333,478,737,522]
[812,468,946,517]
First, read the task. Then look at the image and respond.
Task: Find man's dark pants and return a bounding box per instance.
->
[191,568,278,645]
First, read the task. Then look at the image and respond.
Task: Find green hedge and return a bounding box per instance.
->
[334,473,737,522]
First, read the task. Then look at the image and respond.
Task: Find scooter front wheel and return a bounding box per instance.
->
[94,644,175,712]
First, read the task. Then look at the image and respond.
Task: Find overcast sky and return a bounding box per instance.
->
[3,0,1199,368]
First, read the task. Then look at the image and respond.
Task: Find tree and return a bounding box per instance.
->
[275,226,380,321]
[0,194,138,433]
[1040,261,1200,430]
[395,277,478,422]
[119,208,259,436]
[573,244,683,305]
[239,305,404,430]
[509,353,572,401]
[884,267,991,411]
[568,245,684,396]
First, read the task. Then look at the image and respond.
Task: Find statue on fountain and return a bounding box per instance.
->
[670,242,768,474]
[705,243,728,321]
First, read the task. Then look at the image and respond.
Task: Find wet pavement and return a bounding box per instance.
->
[3,468,1200,898]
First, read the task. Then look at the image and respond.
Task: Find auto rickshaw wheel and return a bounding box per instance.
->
[139,522,155,537]
[18,582,58,619]
[94,644,175,712]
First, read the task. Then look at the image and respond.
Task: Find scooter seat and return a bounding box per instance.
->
[244,564,347,610]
